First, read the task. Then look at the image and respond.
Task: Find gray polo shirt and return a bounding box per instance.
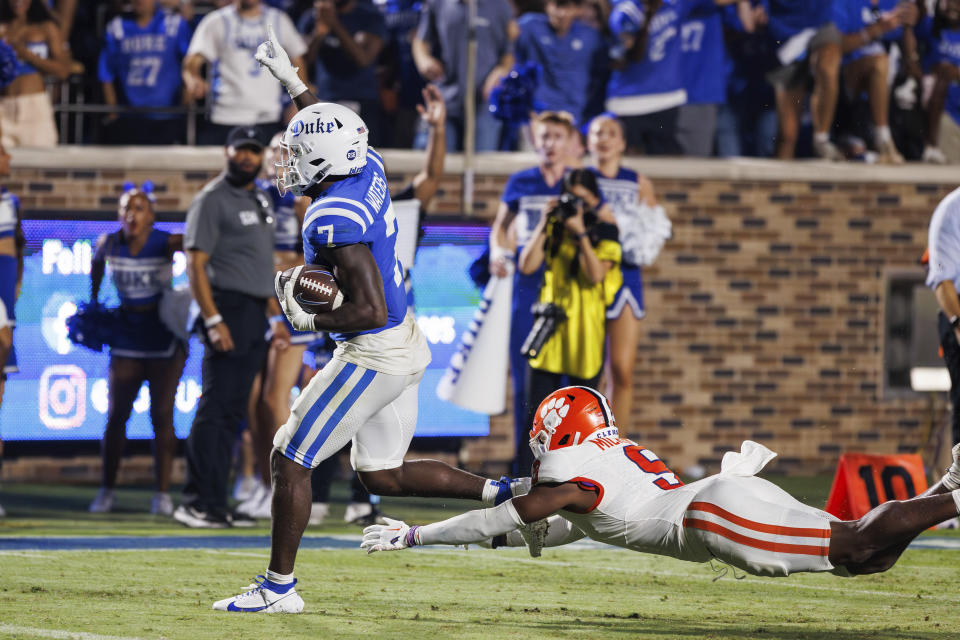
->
[184,173,276,299]
[416,0,513,117]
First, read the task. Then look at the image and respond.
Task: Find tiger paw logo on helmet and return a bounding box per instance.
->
[540,396,570,431]
[529,386,618,459]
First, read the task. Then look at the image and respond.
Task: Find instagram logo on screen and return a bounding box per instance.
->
[39,365,87,429]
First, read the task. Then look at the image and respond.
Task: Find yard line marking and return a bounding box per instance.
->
[0,623,145,640]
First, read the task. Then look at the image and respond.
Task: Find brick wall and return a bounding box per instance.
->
[8,149,956,475]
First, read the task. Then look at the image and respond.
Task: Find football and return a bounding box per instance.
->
[279,264,344,313]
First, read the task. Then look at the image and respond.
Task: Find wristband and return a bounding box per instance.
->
[405,525,420,547]
[270,314,285,324]
[951,315,960,330]
[285,78,307,99]
[575,231,588,241]
[204,313,223,329]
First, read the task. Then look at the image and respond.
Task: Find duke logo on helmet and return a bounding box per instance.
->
[276,102,369,196]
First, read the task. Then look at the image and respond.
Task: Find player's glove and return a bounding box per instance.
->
[255,24,307,99]
[275,266,316,332]
[361,518,420,554]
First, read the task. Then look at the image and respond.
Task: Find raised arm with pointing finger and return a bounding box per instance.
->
[256,24,318,111]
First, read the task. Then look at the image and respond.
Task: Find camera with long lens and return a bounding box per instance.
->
[521,302,567,360]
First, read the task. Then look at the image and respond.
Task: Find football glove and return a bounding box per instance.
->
[255,24,307,98]
[361,518,419,554]
[275,267,316,332]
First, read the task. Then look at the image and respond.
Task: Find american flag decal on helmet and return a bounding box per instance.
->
[357,127,366,134]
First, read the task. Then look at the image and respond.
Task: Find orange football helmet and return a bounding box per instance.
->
[529,386,618,459]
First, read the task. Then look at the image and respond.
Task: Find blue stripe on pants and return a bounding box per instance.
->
[285,362,358,461]
[301,367,378,467]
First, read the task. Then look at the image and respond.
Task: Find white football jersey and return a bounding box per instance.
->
[534,436,710,562]
[535,439,838,576]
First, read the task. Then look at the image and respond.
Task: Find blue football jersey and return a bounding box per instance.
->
[680,8,728,105]
[606,0,716,114]
[98,8,192,117]
[301,149,406,342]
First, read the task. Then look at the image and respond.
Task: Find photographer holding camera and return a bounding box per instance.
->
[517,169,622,473]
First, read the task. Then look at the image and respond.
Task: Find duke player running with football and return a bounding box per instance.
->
[364,385,960,582]
[212,26,533,613]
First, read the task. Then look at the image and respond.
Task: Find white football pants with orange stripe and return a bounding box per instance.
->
[678,475,842,577]
[527,473,844,578]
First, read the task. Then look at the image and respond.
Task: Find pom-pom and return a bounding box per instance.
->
[488,62,545,126]
[66,302,121,352]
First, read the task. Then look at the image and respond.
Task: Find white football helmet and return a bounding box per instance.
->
[277,102,369,195]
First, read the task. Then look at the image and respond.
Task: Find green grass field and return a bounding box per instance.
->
[1,478,958,640]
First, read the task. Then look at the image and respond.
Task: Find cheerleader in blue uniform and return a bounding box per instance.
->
[88,183,187,516]
[0,149,20,395]
[0,145,19,519]
[587,114,671,432]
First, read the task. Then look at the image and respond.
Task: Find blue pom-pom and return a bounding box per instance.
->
[488,62,545,125]
[66,302,122,352]
[0,41,18,90]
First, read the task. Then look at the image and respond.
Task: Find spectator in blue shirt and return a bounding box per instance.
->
[919,0,960,164]
[606,0,751,156]
[514,0,607,126]
[99,0,192,145]
[833,0,919,164]
[765,0,843,160]
[715,0,777,157]
[298,0,387,147]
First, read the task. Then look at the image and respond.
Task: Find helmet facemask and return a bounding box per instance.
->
[276,137,334,196]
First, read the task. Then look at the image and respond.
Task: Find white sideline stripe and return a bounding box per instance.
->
[0,623,145,640]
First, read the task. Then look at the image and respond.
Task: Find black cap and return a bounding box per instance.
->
[226,126,267,151]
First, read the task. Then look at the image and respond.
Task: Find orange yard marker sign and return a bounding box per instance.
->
[825,453,928,520]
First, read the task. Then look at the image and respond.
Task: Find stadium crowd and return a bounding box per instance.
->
[0,0,958,162]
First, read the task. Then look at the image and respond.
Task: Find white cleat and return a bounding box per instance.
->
[233,475,260,502]
[235,483,270,518]
[89,488,115,514]
[309,502,329,526]
[212,576,304,613]
[344,502,373,524]
[945,443,960,490]
[151,492,174,516]
[518,518,550,558]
